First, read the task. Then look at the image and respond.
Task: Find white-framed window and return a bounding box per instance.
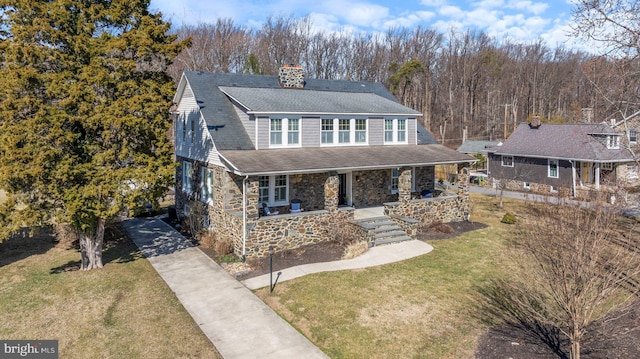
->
[320,118,368,146]
[548,159,559,178]
[501,156,514,167]
[190,118,195,143]
[630,130,638,144]
[182,117,187,142]
[321,119,334,144]
[601,162,614,171]
[384,118,407,144]
[182,161,193,194]
[200,167,214,203]
[355,119,367,143]
[270,118,300,147]
[607,135,620,149]
[390,167,415,194]
[523,182,531,190]
[258,175,288,205]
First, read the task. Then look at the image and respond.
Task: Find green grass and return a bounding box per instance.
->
[255,194,528,359]
[0,225,221,359]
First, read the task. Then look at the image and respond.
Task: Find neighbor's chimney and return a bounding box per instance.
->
[279,64,305,89]
[530,115,541,129]
[582,107,593,123]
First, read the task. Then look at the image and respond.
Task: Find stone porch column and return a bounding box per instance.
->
[457,165,471,220]
[398,167,413,203]
[245,178,260,219]
[324,172,339,212]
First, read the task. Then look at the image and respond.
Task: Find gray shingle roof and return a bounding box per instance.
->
[490,123,634,162]
[457,140,502,154]
[218,86,422,116]
[219,144,473,175]
[181,71,407,150]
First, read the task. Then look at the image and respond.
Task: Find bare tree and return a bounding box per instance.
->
[479,196,640,359]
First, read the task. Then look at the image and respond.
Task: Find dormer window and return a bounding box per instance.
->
[270,118,300,147]
[606,135,620,149]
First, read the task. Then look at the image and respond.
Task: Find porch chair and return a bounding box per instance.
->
[261,203,279,216]
[290,199,303,213]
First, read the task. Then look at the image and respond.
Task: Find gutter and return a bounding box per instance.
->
[225,159,476,177]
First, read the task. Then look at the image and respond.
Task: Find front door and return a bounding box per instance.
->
[580,162,593,184]
[338,172,351,206]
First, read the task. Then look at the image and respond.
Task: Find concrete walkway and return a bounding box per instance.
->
[242,240,433,290]
[121,217,329,359]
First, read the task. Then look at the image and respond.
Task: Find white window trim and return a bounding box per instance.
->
[269,118,301,148]
[189,118,195,144]
[523,182,531,190]
[384,118,408,145]
[182,161,193,194]
[258,175,289,206]
[501,155,514,167]
[390,167,415,194]
[320,118,368,146]
[548,159,559,178]
[200,167,214,204]
[606,135,620,149]
[630,130,637,144]
[601,162,614,171]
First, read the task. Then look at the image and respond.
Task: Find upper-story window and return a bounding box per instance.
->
[321,118,367,145]
[630,130,637,144]
[606,135,620,149]
[384,118,407,144]
[270,118,300,147]
[189,118,195,144]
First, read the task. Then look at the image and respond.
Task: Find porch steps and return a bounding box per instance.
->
[352,216,413,247]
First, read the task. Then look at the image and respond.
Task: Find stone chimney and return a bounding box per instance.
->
[529,115,541,129]
[279,64,305,89]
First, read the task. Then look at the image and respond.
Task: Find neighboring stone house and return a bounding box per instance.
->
[487,117,638,198]
[613,110,640,155]
[172,66,474,258]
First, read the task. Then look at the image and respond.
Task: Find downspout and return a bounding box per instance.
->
[242,175,248,262]
[570,160,576,197]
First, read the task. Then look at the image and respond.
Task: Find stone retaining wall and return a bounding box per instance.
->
[384,194,469,225]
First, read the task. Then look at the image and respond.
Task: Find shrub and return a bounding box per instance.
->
[214,235,234,256]
[342,241,369,260]
[196,230,217,249]
[429,221,455,234]
[501,212,516,224]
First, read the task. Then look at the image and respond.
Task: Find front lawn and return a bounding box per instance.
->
[255,194,523,358]
[0,224,221,358]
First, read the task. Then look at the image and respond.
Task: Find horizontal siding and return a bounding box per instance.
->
[302,117,320,147]
[233,102,256,147]
[176,84,223,166]
[368,118,384,146]
[256,116,270,150]
[408,118,417,145]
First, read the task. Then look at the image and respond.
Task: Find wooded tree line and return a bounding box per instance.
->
[167,16,640,145]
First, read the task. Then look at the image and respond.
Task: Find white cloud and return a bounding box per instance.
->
[508,0,548,15]
[440,5,465,19]
[321,0,390,27]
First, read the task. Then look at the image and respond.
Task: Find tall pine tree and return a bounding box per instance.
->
[0,0,185,269]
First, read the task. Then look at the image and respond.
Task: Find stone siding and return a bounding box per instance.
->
[385,195,469,225]
[352,169,398,207]
[289,173,326,211]
[279,65,305,89]
[242,208,355,257]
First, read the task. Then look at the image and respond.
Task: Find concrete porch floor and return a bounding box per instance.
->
[353,206,385,220]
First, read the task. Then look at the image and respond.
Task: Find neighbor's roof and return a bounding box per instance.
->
[489,123,634,162]
[178,71,407,150]
[219,145,473,175]
[456,140,502,154]
[218,86,422,116]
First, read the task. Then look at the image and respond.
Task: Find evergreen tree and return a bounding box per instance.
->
[0,0,185,269]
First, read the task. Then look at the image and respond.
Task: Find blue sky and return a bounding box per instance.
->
[150,0,581,48]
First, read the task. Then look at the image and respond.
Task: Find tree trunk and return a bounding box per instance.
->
[79,218,105,270]
[571,331,581,359]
